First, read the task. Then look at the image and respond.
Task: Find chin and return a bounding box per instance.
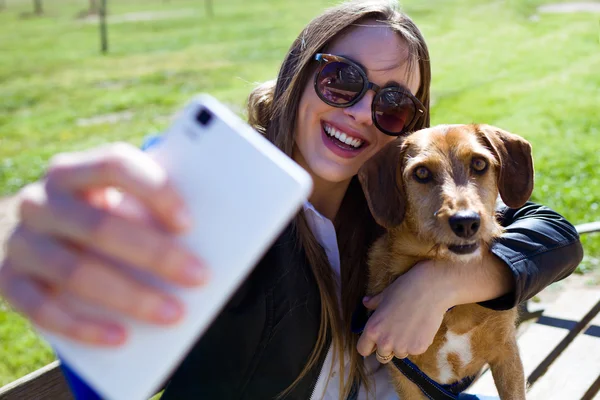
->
[441,241,484,263]
[307,158,359,184]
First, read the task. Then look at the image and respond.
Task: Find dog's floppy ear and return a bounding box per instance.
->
[477,124,534,208]
[358,138,407,229]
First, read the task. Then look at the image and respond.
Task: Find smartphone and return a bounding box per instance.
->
[41,94,313,400]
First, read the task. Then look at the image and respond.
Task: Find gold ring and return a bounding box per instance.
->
[375,350,394,363]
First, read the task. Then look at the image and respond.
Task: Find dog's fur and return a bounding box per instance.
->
[358,124,533,400]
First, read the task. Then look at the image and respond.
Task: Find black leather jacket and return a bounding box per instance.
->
[159,201,583,400]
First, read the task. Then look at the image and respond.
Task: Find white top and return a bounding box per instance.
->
[303,202,399,400]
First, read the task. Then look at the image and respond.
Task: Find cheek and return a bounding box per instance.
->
[295,88,317,147]
[478,172,500,208]
[296,84,328,140]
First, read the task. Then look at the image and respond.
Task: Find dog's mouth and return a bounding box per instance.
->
[447,242,480,255]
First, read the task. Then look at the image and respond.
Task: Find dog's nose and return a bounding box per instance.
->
[448,211,480,238]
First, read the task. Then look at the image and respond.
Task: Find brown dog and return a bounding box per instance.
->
[358,124,532,399]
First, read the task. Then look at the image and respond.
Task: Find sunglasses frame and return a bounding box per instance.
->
[313,53,427,136]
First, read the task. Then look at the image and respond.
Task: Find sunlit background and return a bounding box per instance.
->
[0,0,598,388]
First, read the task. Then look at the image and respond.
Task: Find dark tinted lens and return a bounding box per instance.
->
[374,90,417,134]
[317,61,364,105]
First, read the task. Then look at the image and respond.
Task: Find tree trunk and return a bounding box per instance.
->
[34,0,43,15]
[99,0,108,53]
[89,0,98,13]
[205,0,213,17]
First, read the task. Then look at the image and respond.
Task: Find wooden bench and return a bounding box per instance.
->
[1,222,599,400]
[0,361,72,400]
[466,280,600,399]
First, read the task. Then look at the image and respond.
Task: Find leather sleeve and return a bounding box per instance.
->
[478,201,584,310]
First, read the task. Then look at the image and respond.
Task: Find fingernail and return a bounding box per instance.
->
[103,326,125,345]
[180,260,208,284]
[156,299,182,323]
[363,296,371,303]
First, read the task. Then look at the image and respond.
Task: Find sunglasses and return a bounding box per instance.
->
[313,53,427,137]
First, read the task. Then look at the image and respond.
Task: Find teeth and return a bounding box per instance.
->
[323,123,364,148]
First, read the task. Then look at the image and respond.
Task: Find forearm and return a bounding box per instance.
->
[424,252,516,308]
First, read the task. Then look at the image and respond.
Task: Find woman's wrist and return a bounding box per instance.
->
[414,254,515,309]
[410,260,460,311]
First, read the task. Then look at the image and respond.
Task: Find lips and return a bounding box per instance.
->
[323,122,365,148]
[447,243,480,255]
[320,120,369,159]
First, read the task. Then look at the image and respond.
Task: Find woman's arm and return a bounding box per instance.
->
[430,200,584,309]
[357,201,584,358]
[479,200,583,309]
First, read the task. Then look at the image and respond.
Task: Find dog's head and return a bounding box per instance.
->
[358,124,534,258]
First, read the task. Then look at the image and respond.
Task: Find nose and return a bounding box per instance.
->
[448,211,480,239]
[343,91,374,126]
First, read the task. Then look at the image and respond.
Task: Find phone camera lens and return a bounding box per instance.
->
[196,108,213,126]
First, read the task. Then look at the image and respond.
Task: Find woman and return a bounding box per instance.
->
[0,1,583,399]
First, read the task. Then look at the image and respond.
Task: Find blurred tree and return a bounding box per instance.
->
[0,0,5,11]
[76,0,98,18]
[33,0,42,15]
[99,0,107,53]
[206,0,213,16]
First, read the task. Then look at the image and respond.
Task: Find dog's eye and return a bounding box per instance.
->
[471,158,488,174]
[414,166,432,183]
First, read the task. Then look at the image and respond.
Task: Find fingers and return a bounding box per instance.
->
[6,227,184,324]
[18,185,207,287]
[357,292,385,357]
[362,293,382,310]
[356,323,377,357]
[44,143,191,232]
[0,262,126,346]
[356,311,433,361]
[0,142,210,345]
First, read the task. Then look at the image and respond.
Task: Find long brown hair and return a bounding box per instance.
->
[246,1,431,398]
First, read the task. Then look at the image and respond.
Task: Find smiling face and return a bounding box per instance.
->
[293,20,421,187]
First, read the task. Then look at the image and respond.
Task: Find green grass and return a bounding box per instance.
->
[1,0,599,388]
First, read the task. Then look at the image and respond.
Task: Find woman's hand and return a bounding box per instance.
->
[0,143,209,346]
[356,253,515,362]
[356,260,454,361]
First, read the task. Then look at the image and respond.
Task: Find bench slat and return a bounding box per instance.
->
[575,221,600,235]
[528,298,600,385]
[526,333,600,400]
[581,373,600,400]
[0,361,73,400]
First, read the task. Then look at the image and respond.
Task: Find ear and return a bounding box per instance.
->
[476,125,534,208]
[357,138,407,229]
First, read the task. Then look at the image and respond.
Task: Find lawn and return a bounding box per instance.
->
[1,0,599,389]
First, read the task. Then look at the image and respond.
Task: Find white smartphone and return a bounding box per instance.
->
[40,94,313,400]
